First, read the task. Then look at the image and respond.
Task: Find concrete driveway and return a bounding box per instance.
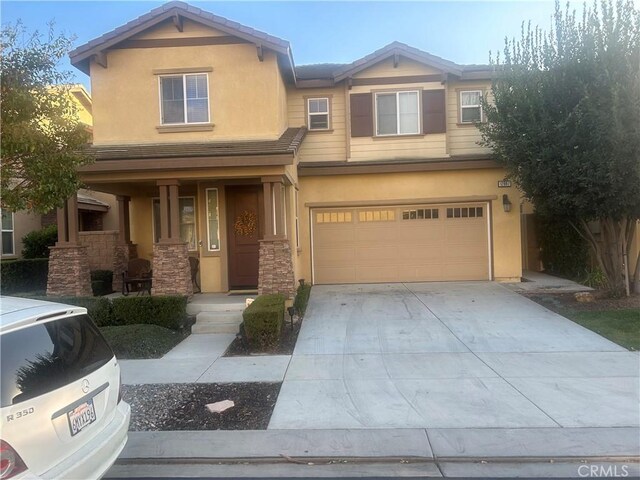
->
[269,282,639,429]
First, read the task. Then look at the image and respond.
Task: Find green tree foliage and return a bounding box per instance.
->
[480,0,640,295]
[1,22,90,214]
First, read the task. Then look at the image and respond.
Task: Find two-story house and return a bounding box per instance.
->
[48,1,523,297]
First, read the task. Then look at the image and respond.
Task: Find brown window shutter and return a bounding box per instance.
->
[350,93,373,137]
[422,90,446,134]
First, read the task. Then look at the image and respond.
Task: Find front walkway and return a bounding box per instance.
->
[118,334,290,384]
[269,282,639,429]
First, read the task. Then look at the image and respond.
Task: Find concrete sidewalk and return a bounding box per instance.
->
[105,427,640,478]
[118,333,291,384]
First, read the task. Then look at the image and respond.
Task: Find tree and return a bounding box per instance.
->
[1,22,90,214]
[480,0,640,296]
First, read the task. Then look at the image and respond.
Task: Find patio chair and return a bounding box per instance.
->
[122,258,152,296]
[189,256,201,293]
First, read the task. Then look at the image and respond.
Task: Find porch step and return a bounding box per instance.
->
[186,301,247,316]
[192,311,243,334]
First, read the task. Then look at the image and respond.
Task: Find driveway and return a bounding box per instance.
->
[269,282,639,429]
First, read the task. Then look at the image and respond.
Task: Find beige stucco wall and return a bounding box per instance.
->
[3,211,41,259]
[90,19,287,145]
[297,168,522,283]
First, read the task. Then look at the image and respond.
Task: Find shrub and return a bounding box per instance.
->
[294,284,312,318]
[22,225,58,259]
[111,295,188,330]
[91,270,113,296]
[242,294,285,351]
[1,258,48,293]
[536,214,590,280]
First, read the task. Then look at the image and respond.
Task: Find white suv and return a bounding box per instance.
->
[0,297,130,480]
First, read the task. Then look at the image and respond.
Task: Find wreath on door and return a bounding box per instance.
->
[234,210,257,237]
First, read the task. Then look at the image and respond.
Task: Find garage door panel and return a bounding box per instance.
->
[314,227,356,244]
[354,227,398,243]
[313,204,490,284]
[315,266,358,284]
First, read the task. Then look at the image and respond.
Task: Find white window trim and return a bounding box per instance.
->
[459,90,483,124]
[307,97,330,131]
[158,73,211,126]
[205,188,221,252]
[151,196,198,251]
[374,90,421,137]
[1,211,15,257]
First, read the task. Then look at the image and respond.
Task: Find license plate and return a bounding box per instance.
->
[67,399,96,436]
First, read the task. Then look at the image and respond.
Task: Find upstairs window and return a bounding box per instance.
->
[375,91,420,136]
[307,98,330,130]
[460,90,482,123]
[160,74,209,125]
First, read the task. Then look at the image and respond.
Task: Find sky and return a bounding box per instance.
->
[1,0,596,90]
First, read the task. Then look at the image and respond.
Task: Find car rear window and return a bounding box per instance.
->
[1,314,114,407]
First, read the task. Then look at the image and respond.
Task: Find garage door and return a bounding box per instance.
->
[312,203,490,284]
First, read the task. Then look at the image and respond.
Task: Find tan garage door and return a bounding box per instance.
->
[312,204,490,284]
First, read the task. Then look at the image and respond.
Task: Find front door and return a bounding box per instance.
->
[226,185,263,289]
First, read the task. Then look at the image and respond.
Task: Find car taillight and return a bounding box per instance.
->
[117,371,123,404]
[0,440,27,479]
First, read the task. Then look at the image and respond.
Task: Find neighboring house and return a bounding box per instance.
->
[50,1,531,296]
[1,85,119,259]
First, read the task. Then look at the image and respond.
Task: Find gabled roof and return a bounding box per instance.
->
[333,41,464,81]
[294,43,494,85]
[70,1,293,77]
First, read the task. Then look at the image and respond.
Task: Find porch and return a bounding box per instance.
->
[46,128,306,298]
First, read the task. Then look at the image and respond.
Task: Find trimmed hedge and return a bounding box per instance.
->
[16,294,188,331]
[22,225,57,259]
[111,296,188,330]
[91,270,113,296]
[294,284,312,318]
[242,294,285,350]
[1,258,49,294]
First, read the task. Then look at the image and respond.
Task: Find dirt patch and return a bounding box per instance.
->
[224,317,301,356]
[123,382,281,431]
[523,291,640,314]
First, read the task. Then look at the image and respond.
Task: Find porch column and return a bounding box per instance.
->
[152,180,193,297]
[258,176,296,298]
[47,193,92,296]
[113,195,136,293]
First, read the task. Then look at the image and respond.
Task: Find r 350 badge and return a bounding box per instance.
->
[6,407,35,422]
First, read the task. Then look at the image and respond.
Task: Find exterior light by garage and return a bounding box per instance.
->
[502,194,512,212]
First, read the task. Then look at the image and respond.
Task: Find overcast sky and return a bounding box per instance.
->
[1,1,608,90]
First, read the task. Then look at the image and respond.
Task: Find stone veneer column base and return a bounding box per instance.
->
[112,243,137,293]
[152,242,193,296]
[46,245,92,297]
[258,238,296,298]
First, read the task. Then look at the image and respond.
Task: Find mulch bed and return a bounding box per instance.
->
[123,382,281,431]
[522,290,640,314]
[224,317,302,356]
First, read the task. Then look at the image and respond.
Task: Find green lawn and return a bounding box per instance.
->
[100,324,188,359]
[563,309,640,351]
